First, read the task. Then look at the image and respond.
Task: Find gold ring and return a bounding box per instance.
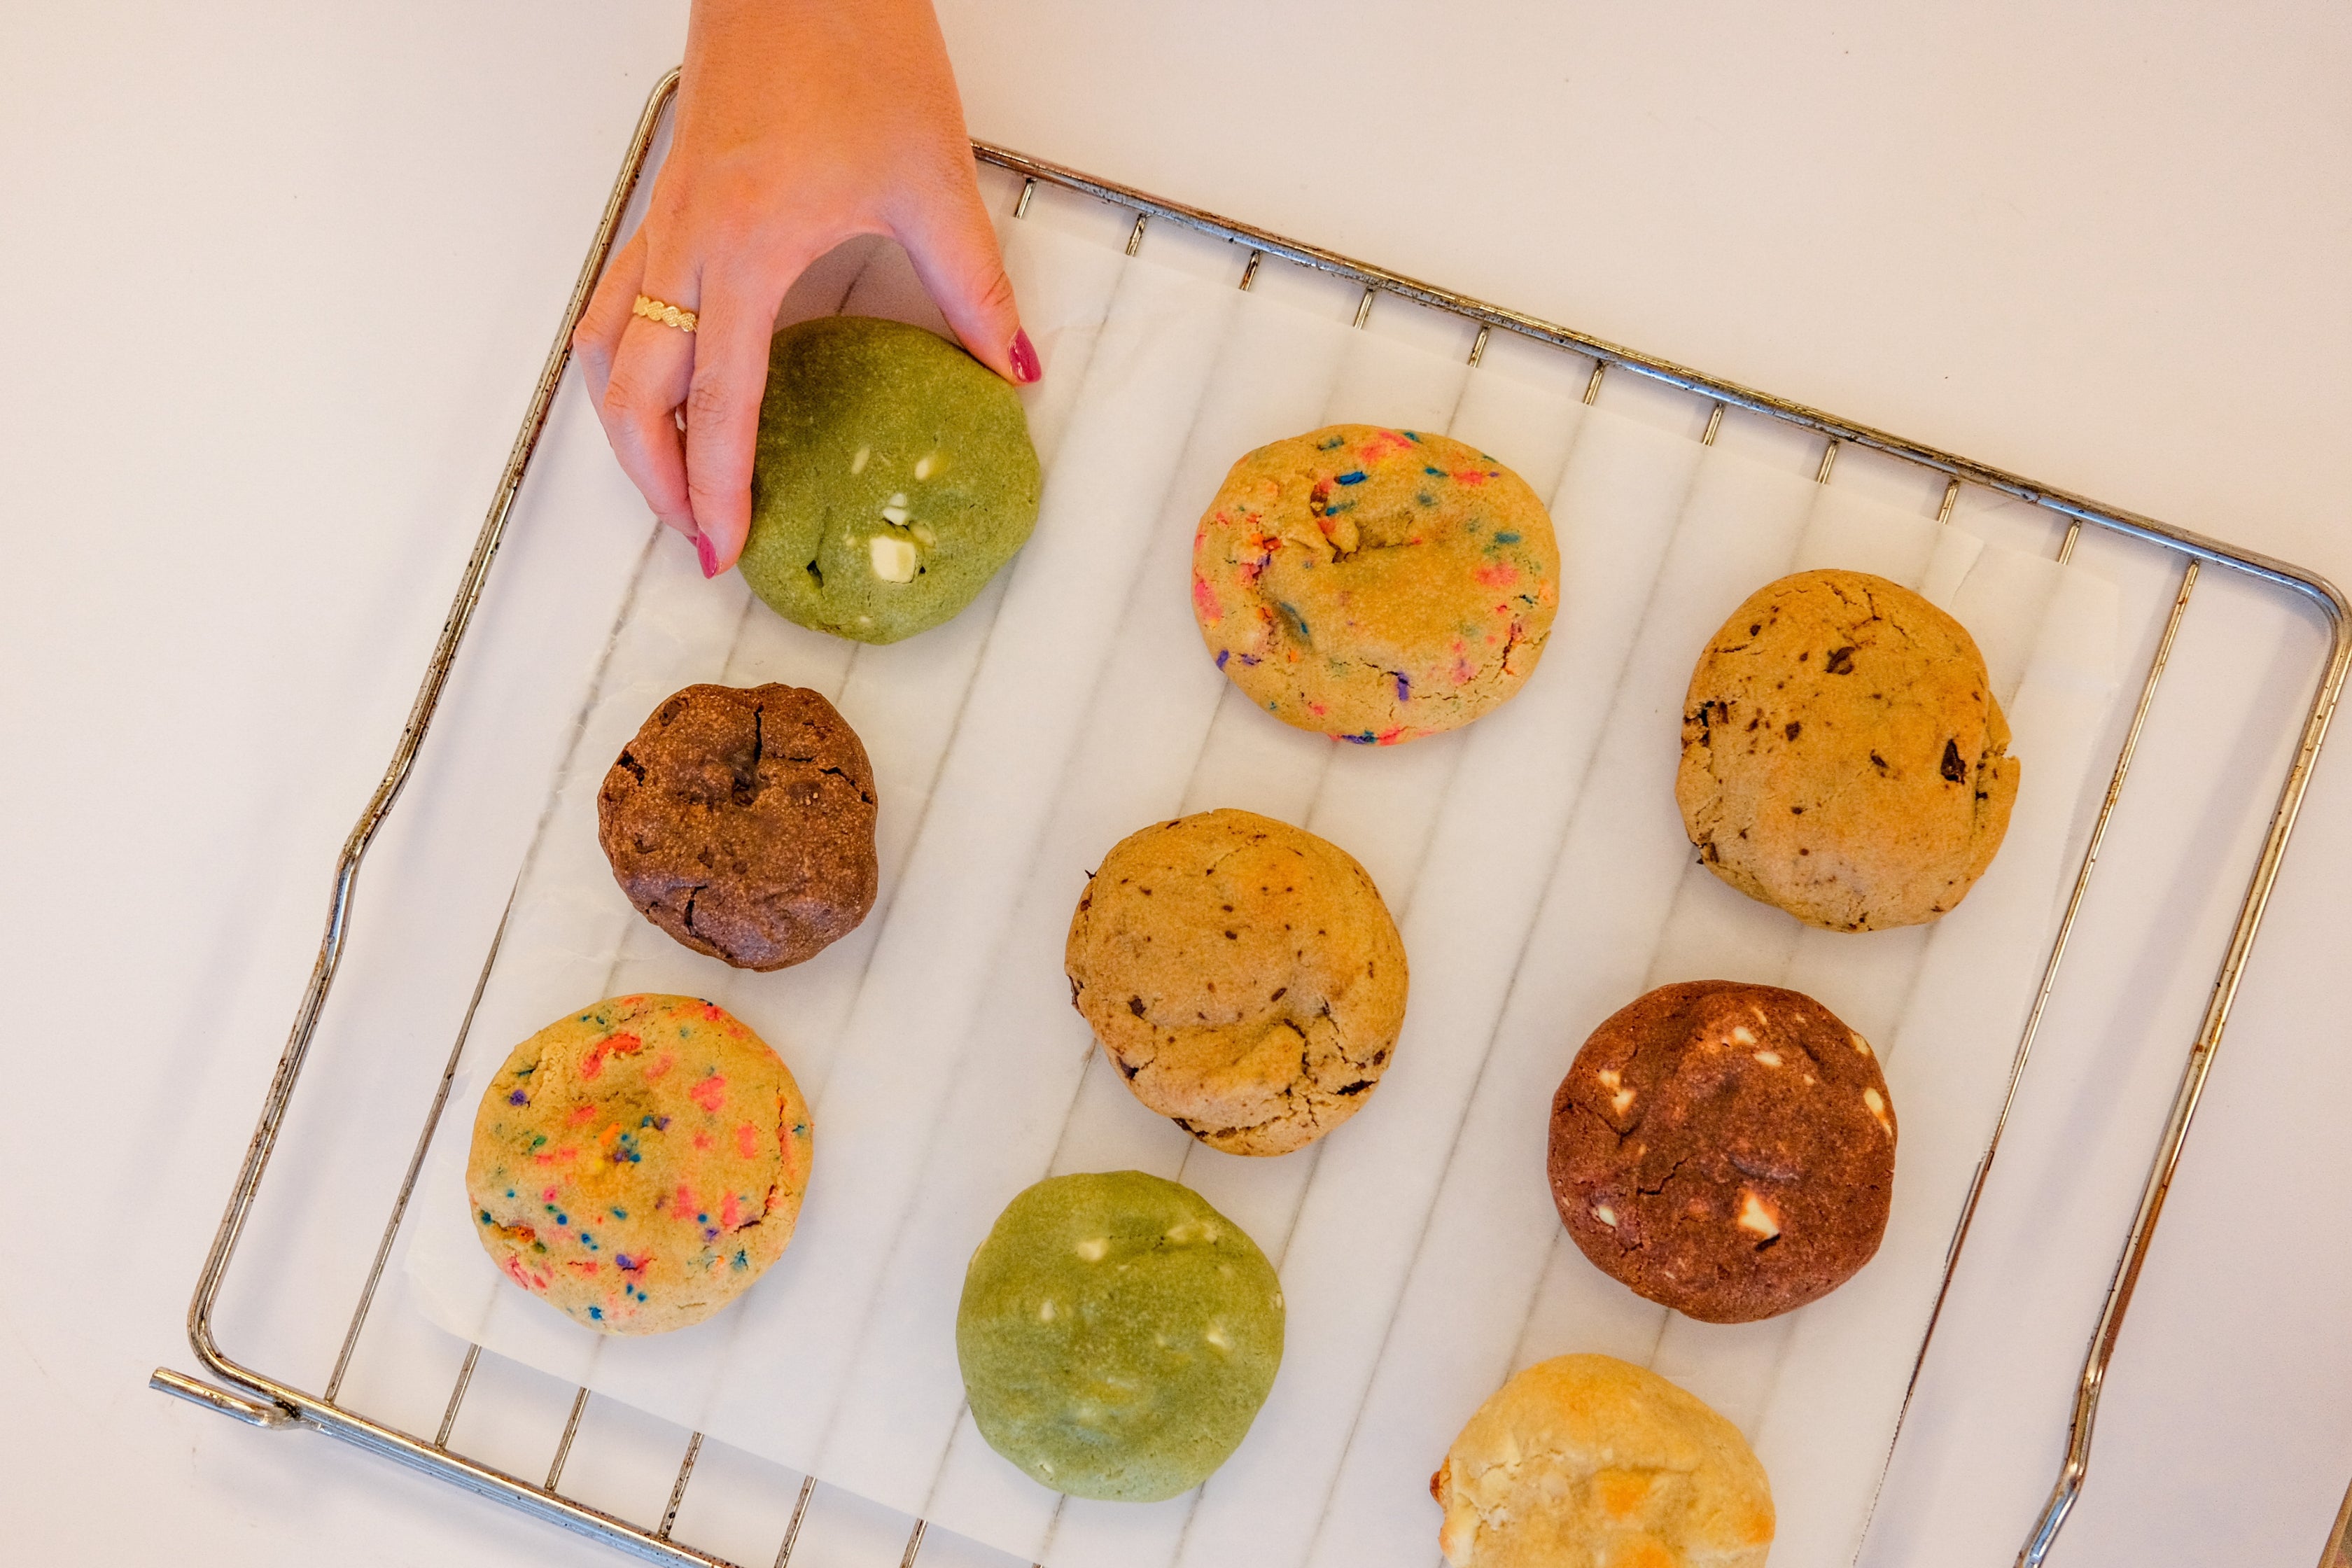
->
[632,293,698,332]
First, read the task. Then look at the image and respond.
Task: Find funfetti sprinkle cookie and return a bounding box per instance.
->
[1191,424,1559,744]
[466,994,813,1335]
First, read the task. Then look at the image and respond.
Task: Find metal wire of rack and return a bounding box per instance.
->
[148,66,2351,1568]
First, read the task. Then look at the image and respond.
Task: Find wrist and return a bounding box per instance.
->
[688,0,937,32]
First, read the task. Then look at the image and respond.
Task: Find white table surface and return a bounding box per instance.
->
[4,4,2348,1564]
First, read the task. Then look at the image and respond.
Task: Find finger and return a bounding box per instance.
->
[682,261,804,575]
[896,177,1036,386]
[573,232,648,409]
[598,261,704,547]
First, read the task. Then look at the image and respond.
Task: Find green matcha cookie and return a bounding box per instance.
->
[738,316,1042,644]
[955,1171,1285,1502]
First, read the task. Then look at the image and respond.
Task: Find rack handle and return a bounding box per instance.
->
[150,1366,298,1429]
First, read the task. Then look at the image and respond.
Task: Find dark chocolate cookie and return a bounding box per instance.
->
[597,683,878,970]
[1547,980,1896,1324]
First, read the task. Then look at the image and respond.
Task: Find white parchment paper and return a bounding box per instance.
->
[404,204,2122,1567]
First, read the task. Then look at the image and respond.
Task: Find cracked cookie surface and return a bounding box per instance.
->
[467,994,814,1335]
[956,1171,1284,1502]
[1065,808,1408,1156]
[1433,1353,1772,1568]
[1191,424,1559,744]
[598,682,878,971]
[1676,567,2019,930]
[1548,981,1896,1324]
[738,315,1040,645]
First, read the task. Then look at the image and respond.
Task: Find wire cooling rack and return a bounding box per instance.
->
[150,68,2350,1568]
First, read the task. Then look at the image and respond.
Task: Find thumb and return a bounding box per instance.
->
[897,181,1039,386]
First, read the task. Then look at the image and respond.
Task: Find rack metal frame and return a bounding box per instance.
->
[148,68,2351,1568]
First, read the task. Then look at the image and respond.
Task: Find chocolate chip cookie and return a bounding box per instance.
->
[1191,425,1560,745]
[597,682,878,971]
[1676,568,2020,931]
[1548,981,1896,1324]
[1065,808,1408,1156]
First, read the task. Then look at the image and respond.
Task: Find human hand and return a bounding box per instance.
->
[572,0,1037,577]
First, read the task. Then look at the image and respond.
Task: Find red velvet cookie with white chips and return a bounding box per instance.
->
[1548,980,1894,1324]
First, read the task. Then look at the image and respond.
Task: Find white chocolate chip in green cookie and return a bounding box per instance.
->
[869,534,918,583]
[741,316,1040,645]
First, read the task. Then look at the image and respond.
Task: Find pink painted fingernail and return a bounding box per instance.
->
[693,531,720,579]
[1009,329,1041,384]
